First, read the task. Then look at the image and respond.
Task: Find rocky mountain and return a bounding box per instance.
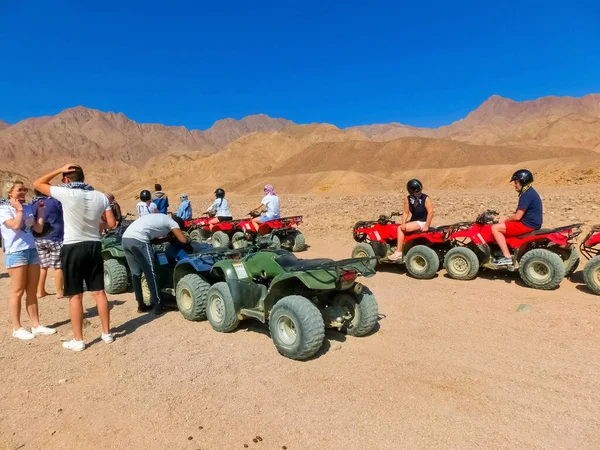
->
[0,120,10,130]
[203,114,295,148]
[350,94,600,149]
[1,93,599,194]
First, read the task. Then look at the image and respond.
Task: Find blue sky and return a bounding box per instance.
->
[1,0,599,129]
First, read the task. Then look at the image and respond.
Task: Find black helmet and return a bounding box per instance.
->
[140,190,151,202]
[215,188,225,198]
[510,169,533,186]
[407,179,423,194]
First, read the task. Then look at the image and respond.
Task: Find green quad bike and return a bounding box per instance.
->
[205,250,379,360]
[102,228,130,294]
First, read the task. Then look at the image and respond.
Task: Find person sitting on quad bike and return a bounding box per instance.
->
[176,193,193,220]
[388,179,434,261]
[250,184,280,231]
[137,190,158,217]
[206,188,232,231]
[105,193,123,225]
[491,169,543,266]
[122,214,191,315]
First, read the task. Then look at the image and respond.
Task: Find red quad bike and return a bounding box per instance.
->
[184,212,239,249]
[579,225,600,295]
[444,209,582,290]
[232,211,306,252]
[351,212,452,279]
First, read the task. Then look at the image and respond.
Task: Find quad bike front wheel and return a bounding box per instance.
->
[444,247,479,281]
[211,231,230,248]
[140,274,152,306]
[176,274,210,321]
[291,231,306,252]
[351,243,377,271]
[189,229,203,243]
[518,249,565,290]
[269,295,325,360]
[331,287,379,337]
[231,231,248,249]
[104,259,128,294]
[583,256,600,295]
[206,282,239,332]
[405,245,439,280]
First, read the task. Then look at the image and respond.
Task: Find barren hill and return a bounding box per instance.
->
[0,120,10,131]
[1,93,600,196]
[203,114,295,148]
[350,94,600,149]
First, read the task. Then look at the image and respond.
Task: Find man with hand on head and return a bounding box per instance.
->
[34,164,116,352]
[122,214,190,315]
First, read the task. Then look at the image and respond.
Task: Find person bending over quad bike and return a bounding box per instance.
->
[250,184,280,232]
[207,188,232,231]
[122,214,190,315]
[388,179,433,261]
[137,190,158,217]
[491,169,543,266]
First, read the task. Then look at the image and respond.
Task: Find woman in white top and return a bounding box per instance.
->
[0,181,55,340]
[250,184,280,231]
[207,188,232,230]
[136,189,158,217]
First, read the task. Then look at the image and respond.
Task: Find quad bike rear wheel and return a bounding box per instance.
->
[231,231,248,249]
[211,231,230,248]
[176,274,210,321]
[331,287,379,337]
[104,259,128,294]
[444,247,479,281]
[206,282,239,332]
[405,245,439,280]
[518,249,565,290]
[351,243,377,271]
[269,295,325,360]
[583,256,600,295]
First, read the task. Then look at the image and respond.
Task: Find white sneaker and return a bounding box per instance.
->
[101,333,114,344]
[32,325,56,336]
[12,328,34,340]
[62,339,85,352]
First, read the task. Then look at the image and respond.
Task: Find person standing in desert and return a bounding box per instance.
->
[31,189,65,298]
[34,164,116,351]
[0,181,56,340]
[152,183,169,214]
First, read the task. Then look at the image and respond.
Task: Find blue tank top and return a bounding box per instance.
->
[408,194,428,222]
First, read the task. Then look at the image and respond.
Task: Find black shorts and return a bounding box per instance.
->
[217,216,232,222]
[60,241,104,296]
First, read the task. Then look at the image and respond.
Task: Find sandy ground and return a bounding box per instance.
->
[1,188,600,449]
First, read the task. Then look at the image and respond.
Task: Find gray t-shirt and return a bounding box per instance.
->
[123,213,180,243]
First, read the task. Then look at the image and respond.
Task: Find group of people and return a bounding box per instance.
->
[1,165,539,350]
[0,165,283,350]
[388,169,543,265]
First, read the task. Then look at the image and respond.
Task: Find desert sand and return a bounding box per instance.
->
[1,188,600,450]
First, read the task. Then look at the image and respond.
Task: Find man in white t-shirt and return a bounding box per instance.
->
[34,164,116,352]
[123,214,190,314]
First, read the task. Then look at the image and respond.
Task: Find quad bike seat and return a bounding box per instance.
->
[275,254,334,272]
[517,223,583,238]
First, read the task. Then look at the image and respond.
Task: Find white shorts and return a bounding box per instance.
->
[414,221,426,228]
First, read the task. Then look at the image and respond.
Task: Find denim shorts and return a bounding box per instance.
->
[5,248,40,269]
[260,215,280,223]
